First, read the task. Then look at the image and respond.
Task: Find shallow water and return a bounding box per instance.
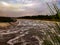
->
[0,19,60,45]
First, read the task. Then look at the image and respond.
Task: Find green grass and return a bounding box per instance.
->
[42,40,53,45]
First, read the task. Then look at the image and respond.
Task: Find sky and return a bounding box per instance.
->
[0,0,60,17]
[57,0,60,9]
[0,0,59,7]
[0,0,59,5]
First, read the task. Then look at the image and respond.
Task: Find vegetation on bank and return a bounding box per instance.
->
[18,14,60,22]
[0,13,60,22]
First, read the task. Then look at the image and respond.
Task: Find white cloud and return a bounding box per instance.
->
[41,0,56,2]
[1,1,10,6]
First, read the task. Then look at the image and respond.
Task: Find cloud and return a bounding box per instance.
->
[0,0,58,17]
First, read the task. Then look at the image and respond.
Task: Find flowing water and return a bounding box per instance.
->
[0,19,60,45]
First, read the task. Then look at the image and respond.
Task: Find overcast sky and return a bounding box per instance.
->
[0,0,59,17]
[0,0,59,5]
